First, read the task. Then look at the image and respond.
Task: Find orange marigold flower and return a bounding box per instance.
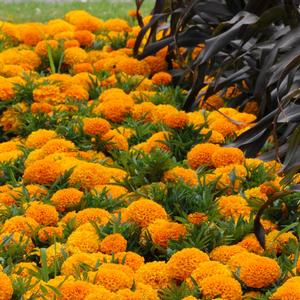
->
[201,128,225,144]
[13,262,38,277]
[50,188,83,212]
[41,138,76,155]
[100,233,127,254]
[69,162,111,189]
[167,247,209,281]
[147,219,187,248]
[64,47,88,66]
[38,226,63,243]
[211,147,245,168]
[228,252,281,288]
[144,55,168,75]
[187,143,220,169]
[187,212,208,225]
[74,30,95,46]
[0,80,15,101]
[131,102,156,122]
[200,94,224,111]
[23,158,62,184]
[104,18,131,32]
[209,119,238,137]
[199,274,242,300]
[64,39,80,48]
[59,280,95,300]
[188,261,232,286]
[163,166,198,186]
[64,84,89,101]
[33,84,64,104]
[102,129,129,151]
[0,272,13,300]
[18,23,44,46]
[135,261,171,289]
[217,195,251,221]
[266,230,298,254]
[75,207,110,227]
[31,102,53,114]
[145,131,170,152]
[271,277,300,300]
[210,245,247,264]
[95,99,134,123]
[163,110,188,129]
[73,63,94,74]
[127,198,168,227]
[238,234,264,254]
[114,251,145,272]
[91,263,134,292]
[83,117,111,136]
[2,215,39,236]
[35,40,58,56]
[152,72,172,85]
[116,58,150,76]
[244,187,268,202]
[66,229,100,254]
[25,202,59,226]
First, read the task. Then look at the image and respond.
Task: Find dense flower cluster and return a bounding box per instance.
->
[0,8,299,300]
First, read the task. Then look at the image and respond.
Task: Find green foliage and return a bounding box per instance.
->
[160,281,200,300]
[163,124,210,161]
[150,86,186,109]
[112,148,177,190]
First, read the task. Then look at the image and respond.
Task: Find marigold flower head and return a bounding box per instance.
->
[0,80,15,101]
[0,232,34,253]
[82,117,111,136]
[50,188,83,212]
[144,55,168,75]
[228,252,281,288]
[266,230,298,254]
[66,229,100,254]
[187,212,208,225]
[23,158,62,184]
[167,247,210,281]
[13,262,38,277]
[59,280,95,300]
[25,202,59,226]
[64,39,80,48]
[211,147,245,168]
[152,72,172,85]
[104,18,131,32]
[200,94,224,110]
[199,274,242,300]
[187,143,220,169]
[187,111,205,128]
[38,226,63,243]
[0,272,13,300]
[163,167,198,186]
[84,286,116,300]
[91,263,134,292]
[200,128,225,144]
[100,233,127,254]
[145,131,170,152]
[127,198,168,227]
[209,119,238,137]
[217,195,251,221]
[135,261,171,289]
[238,234,264,254]
[163,110,188,129]
[147,219,187,248]
[0,140,22,153]
[113,251,145,271]
[102,129,129,151]
[271,277,300,300]
[188,261,232,287]
[69,162,111,189]
[33,84,64,104]
[131,102,156,122]
[74,30,95,46]
[210,245,247,264]
[41,138,76,155]
[150,104,177,123]
[64,47,88,66]
[2,215,39,236]
[35,40,58,56]
[75,207,110,227]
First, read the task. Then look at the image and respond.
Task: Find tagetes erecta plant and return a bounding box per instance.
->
[0,7,299,300]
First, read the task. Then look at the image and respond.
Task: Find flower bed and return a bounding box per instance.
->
[0,9,299,300]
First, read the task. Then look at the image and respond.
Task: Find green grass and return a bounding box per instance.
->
[0,0,155,23]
